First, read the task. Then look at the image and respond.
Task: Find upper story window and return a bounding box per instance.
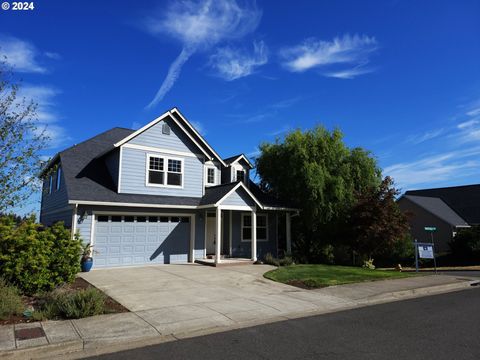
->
[148,156,164,185]
[48,175,53,194]
[206,167,216,185]
[147,154,183,187]
[241,213,268,242]
[167,159,182,186]
[236,170,245,182]
[56,167,62,191]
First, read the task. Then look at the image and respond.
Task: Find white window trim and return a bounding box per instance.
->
[145,153,184,189]
[205,166,217,186]
[56,167,62,191]
[241,213,268,242]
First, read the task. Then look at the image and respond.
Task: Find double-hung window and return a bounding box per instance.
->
[241,214,268,242]
[236,170,245,182]
[206,167,215,185]
[167,159,182,186]
[148,156,164,185]
[147,155,183,187]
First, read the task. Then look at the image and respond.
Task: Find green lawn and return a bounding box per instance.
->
[264,264,417,288]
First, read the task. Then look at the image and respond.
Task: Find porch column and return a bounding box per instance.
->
[286,212,292,254]
[215,207,222,264]
[251,210,257,261]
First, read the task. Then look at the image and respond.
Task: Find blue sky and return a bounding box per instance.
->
[1,0,480,214]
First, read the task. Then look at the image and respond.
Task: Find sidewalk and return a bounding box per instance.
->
[0,273,477,359]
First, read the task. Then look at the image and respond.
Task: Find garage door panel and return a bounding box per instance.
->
[94,215,191,268]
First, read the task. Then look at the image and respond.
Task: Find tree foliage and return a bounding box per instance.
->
[345,176,410,260]
[0,59,49,212]
[449,226,480,263]
[256,126,382,262]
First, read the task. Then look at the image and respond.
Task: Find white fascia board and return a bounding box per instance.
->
[114,111,170,147]
[113,110,212,160]
[214,182,264,209]
[262,206,299,211]
[171,107,227,167]
[229,154,254,169]
[69,200,199,209]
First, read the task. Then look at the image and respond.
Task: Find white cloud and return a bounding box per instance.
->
[384,149,480,189]
[325,65,374,79]
[406,128,444,144]
[0,35,47,73]
[457,119,479,129]
[280,34,377,78]
[15,85,68,148]
[209,40,268,80]
[143,0,261,108]
[466,107,480,117]
[44,52,61,60]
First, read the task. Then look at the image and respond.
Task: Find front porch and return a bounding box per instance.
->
[196,205,292,265]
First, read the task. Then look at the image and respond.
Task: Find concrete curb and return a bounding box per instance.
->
[1,279,476,359]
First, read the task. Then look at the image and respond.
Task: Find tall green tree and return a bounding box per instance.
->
[256,126,381,261]
[0,59,49,212]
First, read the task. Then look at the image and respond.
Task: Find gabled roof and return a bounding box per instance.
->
[200,181,263,208]
[113,108,227,166]
[223,154,254,169]
[402,195,469,227]
[405,184,480,224]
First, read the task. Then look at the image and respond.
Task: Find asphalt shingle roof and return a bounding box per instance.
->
[58,127,201,207]
[405,185,480,225]
[403,195,468,226]
[52,127,291,209]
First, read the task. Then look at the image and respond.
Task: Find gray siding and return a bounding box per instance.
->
[41,208,72,228]
[119,147,204,197]
[40,165,69,225]
[221,187,255,207]
[398,198,453,253]
[105,150,120,190]
[129,117,200,154]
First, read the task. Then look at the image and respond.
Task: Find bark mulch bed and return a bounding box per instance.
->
[0,277,128,325]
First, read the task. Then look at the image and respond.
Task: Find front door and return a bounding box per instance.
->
[206,216,216,254]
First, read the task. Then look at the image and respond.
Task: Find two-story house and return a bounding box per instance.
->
[40,108,296,268]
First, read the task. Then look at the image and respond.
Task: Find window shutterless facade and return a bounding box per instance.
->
[241,213,268,242]
[146,154,183,187]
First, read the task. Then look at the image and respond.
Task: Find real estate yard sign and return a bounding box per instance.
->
[414,238,437,273]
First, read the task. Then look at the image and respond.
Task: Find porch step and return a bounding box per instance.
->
[195,258,255,267]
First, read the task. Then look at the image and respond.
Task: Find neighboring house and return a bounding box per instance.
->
[40,108,296,268]
[397,184,480,253]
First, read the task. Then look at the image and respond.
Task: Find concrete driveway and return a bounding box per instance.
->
[79,264,350,335]
[79,264,470,338]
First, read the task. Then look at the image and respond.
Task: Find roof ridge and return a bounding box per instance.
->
[406,183,480,193]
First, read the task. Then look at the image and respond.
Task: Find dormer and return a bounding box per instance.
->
[222,154,254,185]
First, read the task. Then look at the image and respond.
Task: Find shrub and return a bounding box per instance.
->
[449,226,480,264]
[0,278,24,320]
[279,256,294,266]
[38,288,107,319]
[264,253,279,266]
[0,216,82,295]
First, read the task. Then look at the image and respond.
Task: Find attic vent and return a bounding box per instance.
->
[162,123,171,135]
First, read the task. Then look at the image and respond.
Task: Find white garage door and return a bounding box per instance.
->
[93,214,191,268]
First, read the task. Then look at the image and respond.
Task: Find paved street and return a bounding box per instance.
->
[88,287,480,360]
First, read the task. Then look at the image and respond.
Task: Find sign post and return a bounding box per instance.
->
[424,226,438,273]
[414,239,419,273]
